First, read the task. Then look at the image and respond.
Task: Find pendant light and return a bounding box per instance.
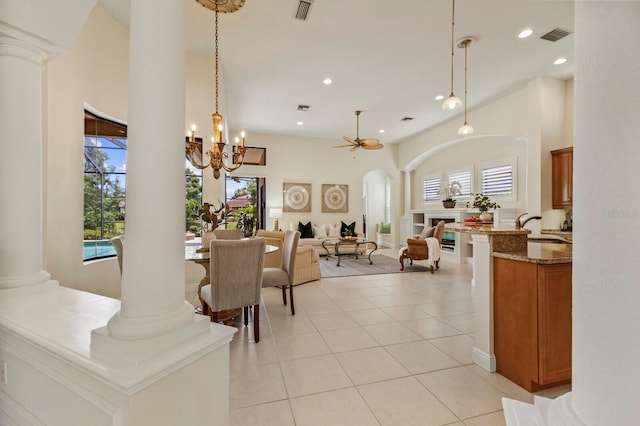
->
[457,37,475,135]
[442,0,462,111]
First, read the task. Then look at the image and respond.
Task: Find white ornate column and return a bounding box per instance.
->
[403,168,413,215]
[0,37,56,291]
[93,0,202,345]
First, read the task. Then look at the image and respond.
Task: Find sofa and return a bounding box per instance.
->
[287,222,368,256]
[255,230,321,285]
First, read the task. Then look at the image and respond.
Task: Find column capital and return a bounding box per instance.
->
[0,36,47,67]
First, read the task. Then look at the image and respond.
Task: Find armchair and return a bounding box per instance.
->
[399,220,445,273]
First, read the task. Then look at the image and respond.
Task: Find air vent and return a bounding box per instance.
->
[297,105,310,111]
[540,28,571,42]
[401,117,414,122]
[295,0,313,20]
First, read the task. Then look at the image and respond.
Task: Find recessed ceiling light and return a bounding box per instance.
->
[378,129,385,134]
[518,28,534,39]
[435,94,444,101]
[554,57,567,65]
[297,121,303,126]
[323,78,332,85]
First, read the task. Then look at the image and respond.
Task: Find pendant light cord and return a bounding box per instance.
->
[463,40,468,123]
[449,0,456,95]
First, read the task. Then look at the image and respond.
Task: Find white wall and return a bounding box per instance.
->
[397,77,574,231]
[222,132,401,236]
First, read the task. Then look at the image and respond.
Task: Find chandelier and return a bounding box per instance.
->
[186,0,247,179]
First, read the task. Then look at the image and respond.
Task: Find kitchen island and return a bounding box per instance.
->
[446,222,573,386]
[493,242,572,391]
[445,222,531,372]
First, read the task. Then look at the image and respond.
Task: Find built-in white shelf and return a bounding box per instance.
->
[402,208,516,264]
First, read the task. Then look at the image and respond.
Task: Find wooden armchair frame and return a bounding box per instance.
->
[399,220,445,273]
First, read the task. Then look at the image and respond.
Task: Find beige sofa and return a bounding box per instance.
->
[256,230,321,285]
[287,222,367,256]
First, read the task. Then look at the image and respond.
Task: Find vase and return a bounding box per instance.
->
[443,201,456,209]
[479,211,492,223]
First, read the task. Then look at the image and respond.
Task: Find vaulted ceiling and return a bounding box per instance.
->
[99,0,575,144]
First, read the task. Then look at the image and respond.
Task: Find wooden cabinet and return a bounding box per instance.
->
[494,257,572,391]
[551,147,573,208]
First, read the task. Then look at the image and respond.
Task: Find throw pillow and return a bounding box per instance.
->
[419,226,435,239]
[313,224,327,238]
[298,221,313,238]
[340,221,356,237]
[328,224,341,238]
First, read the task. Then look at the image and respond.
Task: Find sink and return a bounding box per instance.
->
[528,237,572,244]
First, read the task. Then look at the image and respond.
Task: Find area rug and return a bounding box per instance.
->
[319,254,431,278]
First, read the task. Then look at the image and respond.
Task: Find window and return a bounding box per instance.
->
[422,176,441,202]
[84,110,203,261]
[83,111,127,260]
[481,164,513,196]
[478,157,517,200]
[447,168,472,199]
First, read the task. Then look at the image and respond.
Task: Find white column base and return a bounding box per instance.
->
[502,393,586,426]
[472,346,496,372]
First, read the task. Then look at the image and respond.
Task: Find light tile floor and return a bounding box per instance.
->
[190,250,570,426]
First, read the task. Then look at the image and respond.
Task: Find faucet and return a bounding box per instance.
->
[516,213,542,229]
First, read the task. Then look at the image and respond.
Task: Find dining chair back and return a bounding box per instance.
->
[201,237,266,341]
[110,235,124,274]
[213,228,242,240]
[262,230,300,315]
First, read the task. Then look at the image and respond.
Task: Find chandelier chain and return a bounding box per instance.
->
[463,40,468,122]
[215,6,219,114]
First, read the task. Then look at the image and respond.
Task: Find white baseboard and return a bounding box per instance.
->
[472,347,496,372]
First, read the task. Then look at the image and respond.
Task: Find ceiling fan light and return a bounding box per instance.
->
[442,94,462,111]
[458,122,474,135]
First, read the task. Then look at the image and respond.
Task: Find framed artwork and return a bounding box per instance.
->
[322,184,349,213]
[283,182,311,212]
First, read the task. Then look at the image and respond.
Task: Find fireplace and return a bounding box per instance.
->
[430,217,456,252]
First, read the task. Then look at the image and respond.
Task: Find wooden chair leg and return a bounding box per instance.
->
[281,286,287,306]
[253,304,260,342]
[289,285,295,315]
[399,255,405,271]
[243,306,249,326]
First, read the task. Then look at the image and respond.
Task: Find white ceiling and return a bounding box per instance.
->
[99,0,575,144]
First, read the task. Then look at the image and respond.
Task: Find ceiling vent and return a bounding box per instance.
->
[295,0,313,20]
[401,117,414,122]
[297,105,310,111]
[540,28,571,42]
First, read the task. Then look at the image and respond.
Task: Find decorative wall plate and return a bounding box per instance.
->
[322,184,349,213]
[283,183,311,212]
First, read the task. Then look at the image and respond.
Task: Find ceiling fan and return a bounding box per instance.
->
[333,110,383,151]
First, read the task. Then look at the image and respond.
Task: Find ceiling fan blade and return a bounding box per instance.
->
[362,143,384,150]
[332,144,355,148]
[342,136,357,145]
[350,146,360,152]
[361,138,380,146]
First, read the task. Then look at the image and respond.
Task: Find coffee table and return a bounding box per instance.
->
[321,238,378,266]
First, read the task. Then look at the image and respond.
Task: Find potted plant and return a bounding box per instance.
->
[467,193,500,222]
[441,183,460,208]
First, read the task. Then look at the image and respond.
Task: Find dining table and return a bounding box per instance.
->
[185,242,279,322]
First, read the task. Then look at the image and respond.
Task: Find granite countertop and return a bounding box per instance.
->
[445,222,531,236]
[492,242,572,264]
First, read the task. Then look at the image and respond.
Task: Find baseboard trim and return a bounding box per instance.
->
[472,346,496,372]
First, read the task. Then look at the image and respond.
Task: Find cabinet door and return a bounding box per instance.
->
[537,263,572,385]
[552,147,573,208]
